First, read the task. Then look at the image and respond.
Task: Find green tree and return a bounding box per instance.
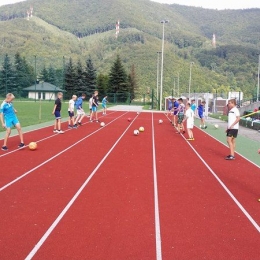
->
[85,57,96,96]
[0,54,15,95]
[97,73,109,97]
[108,55,128,101]
[128,64,138,100]
[48,66,57,86]
[39,65,49,82]
[64,57,76,99]
[75,59,85,94]
[14,52,35,95]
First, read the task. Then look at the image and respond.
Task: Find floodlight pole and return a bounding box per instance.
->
[34,55,37,102]
[156,51,161,108]
[160,20,169,111]
[257,54,260,102]
[188,62,194,99]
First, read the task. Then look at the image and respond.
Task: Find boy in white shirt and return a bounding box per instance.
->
[68,95,77,128]
[184,103,195,141]
[226,99,240,160]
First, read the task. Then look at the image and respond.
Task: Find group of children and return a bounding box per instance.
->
[168,97,207,141]
[53,90,109,133]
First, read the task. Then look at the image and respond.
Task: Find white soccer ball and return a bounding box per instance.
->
[214,124,219,129]
[100,122,105,127]
[134,130,139,136]
[159,119,163,124]
[246,117,251,121]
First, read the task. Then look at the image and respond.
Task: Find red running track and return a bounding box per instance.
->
[0,111,260,260]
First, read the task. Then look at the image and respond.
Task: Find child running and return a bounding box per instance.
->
[198,101,207,129]
[68,95,77,129]
[90,91,99,122]
[184,103,195,141]
[52,92,64,134]
[74,93,86,126]
[0,93,24,151]
[102,96,108,115]
[176,98,185,134]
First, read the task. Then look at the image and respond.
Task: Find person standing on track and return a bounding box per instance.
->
[184,102,195,141]
[90,91,99,123]
[191,99,197,114]
[68,95,77,129]
[225,99,240,160]
[74,93,86,126]
[0,93,25,151]
[167,97,173,117]
[171,97,179,126]
[88,94,93,117]
[198,101,207,129]
[52,92,64,134]
[176,98,185,134]
[102,96,108,115]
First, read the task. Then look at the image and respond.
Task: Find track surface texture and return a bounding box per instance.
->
[0,111,260,260]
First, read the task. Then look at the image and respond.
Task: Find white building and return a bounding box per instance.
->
[23,82,64,100]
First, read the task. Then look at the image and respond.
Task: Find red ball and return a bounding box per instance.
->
[128,118,132,122]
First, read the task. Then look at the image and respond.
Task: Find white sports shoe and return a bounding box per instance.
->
[58,130,64,134]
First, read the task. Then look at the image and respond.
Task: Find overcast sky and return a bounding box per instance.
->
[0,0,260,9]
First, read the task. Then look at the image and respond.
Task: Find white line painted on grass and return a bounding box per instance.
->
[24,114,139,260]
[152,112,162,260]
[0,112,127,192]
[182,135,260,233]
[0,111,118,159]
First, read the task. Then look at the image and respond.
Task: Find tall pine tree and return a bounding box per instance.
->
[0,54,15,95]
[108,55,128,102]
[85,57,96,96]
[97,73,109,97]
[48,66,57,85]
[75,59,85,94]
[39,65,49,82]
[64,58,76,99]
[128,64,138,100]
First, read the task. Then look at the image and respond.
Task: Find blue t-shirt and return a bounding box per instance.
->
[198,104,204,115]
[168,100,173,110]
[75,97,83,110]
[191,103,196,112]
[102,97,107,106]
[0,101,16,119]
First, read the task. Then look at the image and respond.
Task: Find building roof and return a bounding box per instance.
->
[23,82,64,92]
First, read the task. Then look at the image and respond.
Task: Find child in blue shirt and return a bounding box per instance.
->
[0,93,24,151]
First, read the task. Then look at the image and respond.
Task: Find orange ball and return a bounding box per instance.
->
[28,142,37,151]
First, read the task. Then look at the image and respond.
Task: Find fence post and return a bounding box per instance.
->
[152,89,154,109]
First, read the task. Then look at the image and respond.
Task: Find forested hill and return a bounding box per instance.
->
[0,0,259,98]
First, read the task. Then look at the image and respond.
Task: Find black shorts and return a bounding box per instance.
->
[227,129,238,138]
[68,111,74,118]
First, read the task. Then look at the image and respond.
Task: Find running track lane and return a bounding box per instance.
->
[153,112,260,260]
[0,111,122,187]
[0,112,135,260]
[25,112,157,260]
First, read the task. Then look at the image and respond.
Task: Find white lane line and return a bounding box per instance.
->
[182,134,260,233]
[24,114,139,260]
[0,111,118,159]
[0,112,127,192]
[152,113,162,260]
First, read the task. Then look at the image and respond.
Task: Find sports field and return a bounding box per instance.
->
[0,110,260,260]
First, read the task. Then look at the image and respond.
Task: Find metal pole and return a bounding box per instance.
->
[34,55,37,102]
[257,54,260,102]
[160,20,168,111]
[188,62,194,99]
[177,72,180,97]
[156,51,161,108]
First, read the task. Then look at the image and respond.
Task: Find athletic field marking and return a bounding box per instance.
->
[194,125,260,169]
[0,112,127,192]
[24,114,139,260]
[0,111,118,159]
[152,113,162,260]
[182,135,260,233]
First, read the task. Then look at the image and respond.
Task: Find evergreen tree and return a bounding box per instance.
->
[97,73,109,97]
[48,66,57,85]
[0,54,15,95]
[14,52,35,93]
[108,55,128,102]
[75,59,85,94]
[128,64,138,100]
[39,65,49,82]
[64,57,76,99]
[85,56,96,96]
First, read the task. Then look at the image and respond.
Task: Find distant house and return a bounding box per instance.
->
[23,82,64,100]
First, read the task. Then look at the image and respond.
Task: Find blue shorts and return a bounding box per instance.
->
[199,113,204,119]
[55,111,61,119]
[92,106,97,112]
[5,116,19,128]
[68,111,74,118]
[102,104,106,108]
